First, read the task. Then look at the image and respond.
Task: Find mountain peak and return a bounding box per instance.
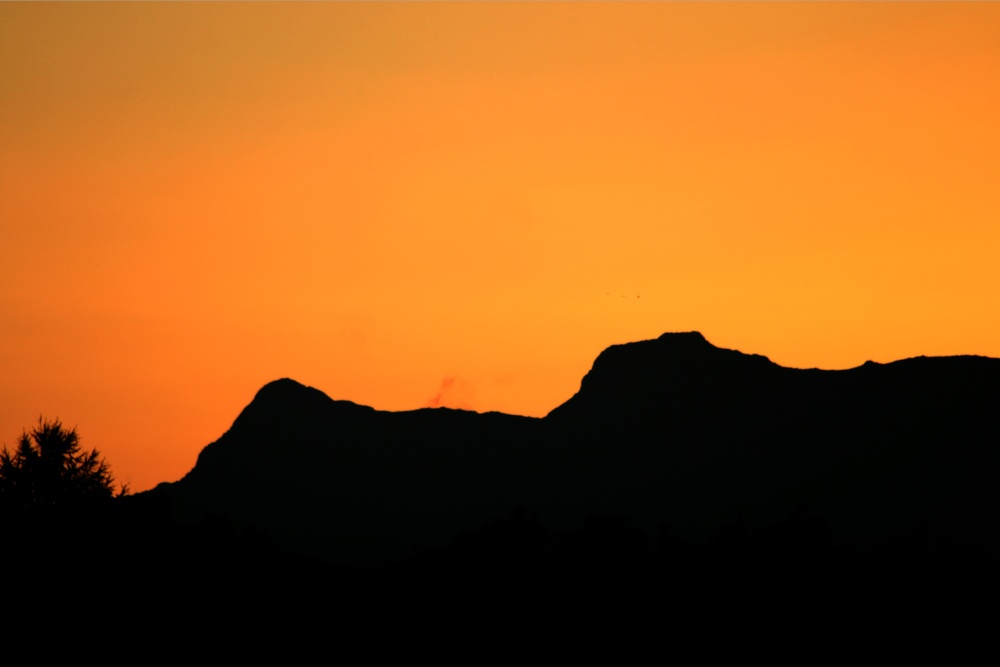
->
[546,332,774,420]
[241,378,340,419]
[656,330,710,345]
[593,331,755,368]
[253,377,314,402]
[228,378,373,439]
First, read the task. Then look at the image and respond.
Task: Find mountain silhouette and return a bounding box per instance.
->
[17,331,1000,665]
[147,332,1000,566]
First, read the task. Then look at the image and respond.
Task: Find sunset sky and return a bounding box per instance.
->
[2,3,998,492]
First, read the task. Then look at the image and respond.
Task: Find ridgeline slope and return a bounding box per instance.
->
[148,332,1000,564]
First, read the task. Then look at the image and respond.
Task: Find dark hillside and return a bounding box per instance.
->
[86,331,1000,664]
[152,333,1000,562]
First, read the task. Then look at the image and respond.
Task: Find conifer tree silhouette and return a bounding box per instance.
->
[0,417,126,512]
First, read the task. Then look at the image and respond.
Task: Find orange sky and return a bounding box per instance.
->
[2,3,999,492]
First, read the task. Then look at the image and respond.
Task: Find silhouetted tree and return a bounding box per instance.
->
[0,417,126,512]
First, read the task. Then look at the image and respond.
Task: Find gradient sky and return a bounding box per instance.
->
[2,3,998,492]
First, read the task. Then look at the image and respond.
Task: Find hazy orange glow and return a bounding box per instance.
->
[2,3,999,491]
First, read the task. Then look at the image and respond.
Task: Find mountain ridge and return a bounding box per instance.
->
[148,331,1000,565]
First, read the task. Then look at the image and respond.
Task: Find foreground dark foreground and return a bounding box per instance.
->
[5,333,1000,665]
[8,501,999,665]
